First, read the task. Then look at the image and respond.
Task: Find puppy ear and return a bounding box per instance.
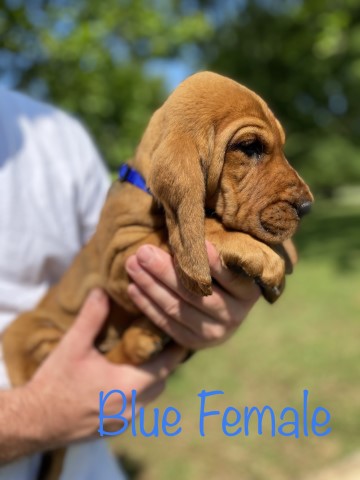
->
[148,130,212,296]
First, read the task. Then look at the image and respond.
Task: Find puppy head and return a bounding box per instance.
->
[211,100,313,245]
[140,72,313,295]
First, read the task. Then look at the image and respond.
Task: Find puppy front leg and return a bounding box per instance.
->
[205,218,286,303]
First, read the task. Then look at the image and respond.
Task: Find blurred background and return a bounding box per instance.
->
[1,0,359,479]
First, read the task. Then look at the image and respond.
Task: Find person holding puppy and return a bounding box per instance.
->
[0,87,260,479]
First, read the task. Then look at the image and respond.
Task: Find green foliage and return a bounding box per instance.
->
[1,0,359,191]
[202,0,360,193]
[0,0,211,169]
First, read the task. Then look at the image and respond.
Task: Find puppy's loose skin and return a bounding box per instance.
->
[3,72,313,387]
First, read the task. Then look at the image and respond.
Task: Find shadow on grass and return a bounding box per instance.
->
[294,202,360,272]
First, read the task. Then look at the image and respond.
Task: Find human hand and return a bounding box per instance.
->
[125,242,261,350]
[24,289,186,449]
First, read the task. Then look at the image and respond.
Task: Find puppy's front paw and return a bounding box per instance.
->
[221,244,286,303]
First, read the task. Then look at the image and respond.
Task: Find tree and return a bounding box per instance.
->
[1,0,360,192]
[0,0,212,169]
[201,0,360,193]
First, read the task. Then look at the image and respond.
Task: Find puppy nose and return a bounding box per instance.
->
[296,201,312,218]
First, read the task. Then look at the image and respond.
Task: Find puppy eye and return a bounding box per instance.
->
[230,139,264,159]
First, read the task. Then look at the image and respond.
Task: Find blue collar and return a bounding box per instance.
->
[118,164,217,218]
[118,164,151,195]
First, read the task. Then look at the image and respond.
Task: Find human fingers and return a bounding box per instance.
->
[126,246,249,321]
[127,282,236,349]
[127,246,256,318]
[130,243,260,304]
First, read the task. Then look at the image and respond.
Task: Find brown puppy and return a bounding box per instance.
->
[2,71,313,389]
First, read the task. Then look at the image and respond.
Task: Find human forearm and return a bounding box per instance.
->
[0,385,47,464]
[0,290,185,466]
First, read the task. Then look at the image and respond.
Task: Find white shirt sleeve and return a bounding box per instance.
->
[0,88,125,480]
[0,89,111,330]
[64,118,111,244]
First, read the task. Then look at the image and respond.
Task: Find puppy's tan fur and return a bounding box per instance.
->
[3,71,313,388]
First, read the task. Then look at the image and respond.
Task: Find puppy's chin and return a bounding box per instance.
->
[257,202,299,243]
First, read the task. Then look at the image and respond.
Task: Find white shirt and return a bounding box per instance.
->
[0,88,126,480]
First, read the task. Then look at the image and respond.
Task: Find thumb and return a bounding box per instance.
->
[63,288,109,352]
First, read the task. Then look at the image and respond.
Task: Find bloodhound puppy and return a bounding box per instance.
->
[3,71,313,388]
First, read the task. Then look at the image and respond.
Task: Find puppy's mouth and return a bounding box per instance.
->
[258,201,300,243]
[214,197,311,244]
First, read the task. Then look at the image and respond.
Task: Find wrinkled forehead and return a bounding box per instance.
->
[166,72,286,143]
[226,85,286,144]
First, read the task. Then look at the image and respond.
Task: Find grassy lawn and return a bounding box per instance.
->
[111,199,360,480]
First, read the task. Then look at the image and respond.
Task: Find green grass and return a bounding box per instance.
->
[111,199,360,480]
